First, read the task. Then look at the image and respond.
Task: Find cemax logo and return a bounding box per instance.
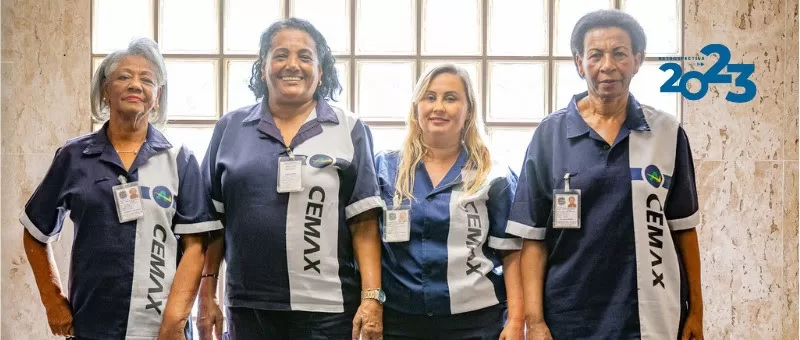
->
[659,44,756,103]
[644,165,663,188]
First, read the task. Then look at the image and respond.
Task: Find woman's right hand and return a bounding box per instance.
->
[45,294,74,336]
[526,320,553,340]
[196,294,223,340]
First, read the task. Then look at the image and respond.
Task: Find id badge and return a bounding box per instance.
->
[553,189,581,229]
[277,156,304,193]
[383,206,410,242]
[552,173,581,229]
[112,180,144,223]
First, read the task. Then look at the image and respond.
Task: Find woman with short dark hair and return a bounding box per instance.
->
[510,9,704,340]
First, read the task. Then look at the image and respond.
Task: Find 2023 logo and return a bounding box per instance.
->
[659,44,756,103]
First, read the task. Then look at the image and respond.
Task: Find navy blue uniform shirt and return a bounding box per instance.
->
[506,92,699,339]
[203,100,384,313]
[20,122,221,339]
[375,149,521,316]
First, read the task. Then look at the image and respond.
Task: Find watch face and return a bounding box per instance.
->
[378,290,386,302]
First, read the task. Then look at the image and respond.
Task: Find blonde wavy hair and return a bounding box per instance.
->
[393,64,491,207]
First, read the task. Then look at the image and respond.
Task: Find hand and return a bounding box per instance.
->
[526,320,553,340]
[196,295,224,340]
[352,299,383,340]
[157,322,187,340]
[499,319,525,340]
[681,312,704,340]
[44,294,74,337]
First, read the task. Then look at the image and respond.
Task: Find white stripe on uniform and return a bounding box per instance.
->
[629,105,682,339]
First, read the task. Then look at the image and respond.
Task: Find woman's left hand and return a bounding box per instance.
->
[352,299,383,340]
[499,319,525,340]
[681,312,703,340]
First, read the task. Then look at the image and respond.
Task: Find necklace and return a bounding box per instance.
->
[117,149,139,155]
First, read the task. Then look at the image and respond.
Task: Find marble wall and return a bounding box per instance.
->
[684,0,799,338]
[0,0,797,338]
[1,0,90,339]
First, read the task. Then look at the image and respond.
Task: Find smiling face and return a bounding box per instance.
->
[415,72,470,146]
[103,55,160,118]
[262,28,323,106]
[575,27,642,101]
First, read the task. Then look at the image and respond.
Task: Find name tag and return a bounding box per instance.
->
[113,181,144,223]
[383,206,410,242]
[553,172,581,229]
[553,190,581,229]
[277,156,304,193]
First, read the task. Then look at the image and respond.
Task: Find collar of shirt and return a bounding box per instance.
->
[565,91,651,143]
[416,146,470,196]
[82,121,172,173]
[242,100,340,148]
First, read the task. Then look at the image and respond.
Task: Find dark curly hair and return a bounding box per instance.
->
[248,17,342,102]
[570,9,647,75]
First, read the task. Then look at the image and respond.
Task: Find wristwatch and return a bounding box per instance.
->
[361,288,386,304]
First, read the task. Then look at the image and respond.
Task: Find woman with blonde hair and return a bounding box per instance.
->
[374,64,524,339]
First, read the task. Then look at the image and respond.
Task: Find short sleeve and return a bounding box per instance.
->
[173,146,223,234]
[344,119,386,219]
[487,167,522,250]
[665,127,700,231]
[19,147,71,243]
[202,118,227,218]
[506,128,552,240]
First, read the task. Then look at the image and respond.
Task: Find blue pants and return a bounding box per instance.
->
[383,304,506,340]
[225,306,355,340]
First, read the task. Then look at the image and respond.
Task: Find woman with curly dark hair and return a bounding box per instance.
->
[196,18,385,340]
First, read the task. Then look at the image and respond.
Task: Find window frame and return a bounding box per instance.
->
[90,0,684,332]
[90,0,684,128]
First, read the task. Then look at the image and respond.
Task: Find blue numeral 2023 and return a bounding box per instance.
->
[659,44,756,103]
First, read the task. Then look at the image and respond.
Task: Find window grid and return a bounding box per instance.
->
[90,0,684,129]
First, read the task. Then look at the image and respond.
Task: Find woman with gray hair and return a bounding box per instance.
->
[20,37,221,339]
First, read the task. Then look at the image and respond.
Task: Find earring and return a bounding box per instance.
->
[318,80,322,86]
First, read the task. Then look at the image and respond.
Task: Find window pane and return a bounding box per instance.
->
[422,0,481,55]
[224,0,282,54]
[226,59,258,112]
[367,126,408,154]
[356,0,415,55]
[488,127,536,174]
[488,62,547,121]
[623,0,680,55]
[420,61,482,116]
[554,0,612,56]
[554,61,585,110]
[92,0,153,53]
[159,0,218,53]
[488,0,547,56]
[330,61,349,111]
[165,59,219,118]
[356,61,415,120]
[630,62,679,116]
[162,125,214,164]
[292,0,350,54]
[93,57,103,75]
